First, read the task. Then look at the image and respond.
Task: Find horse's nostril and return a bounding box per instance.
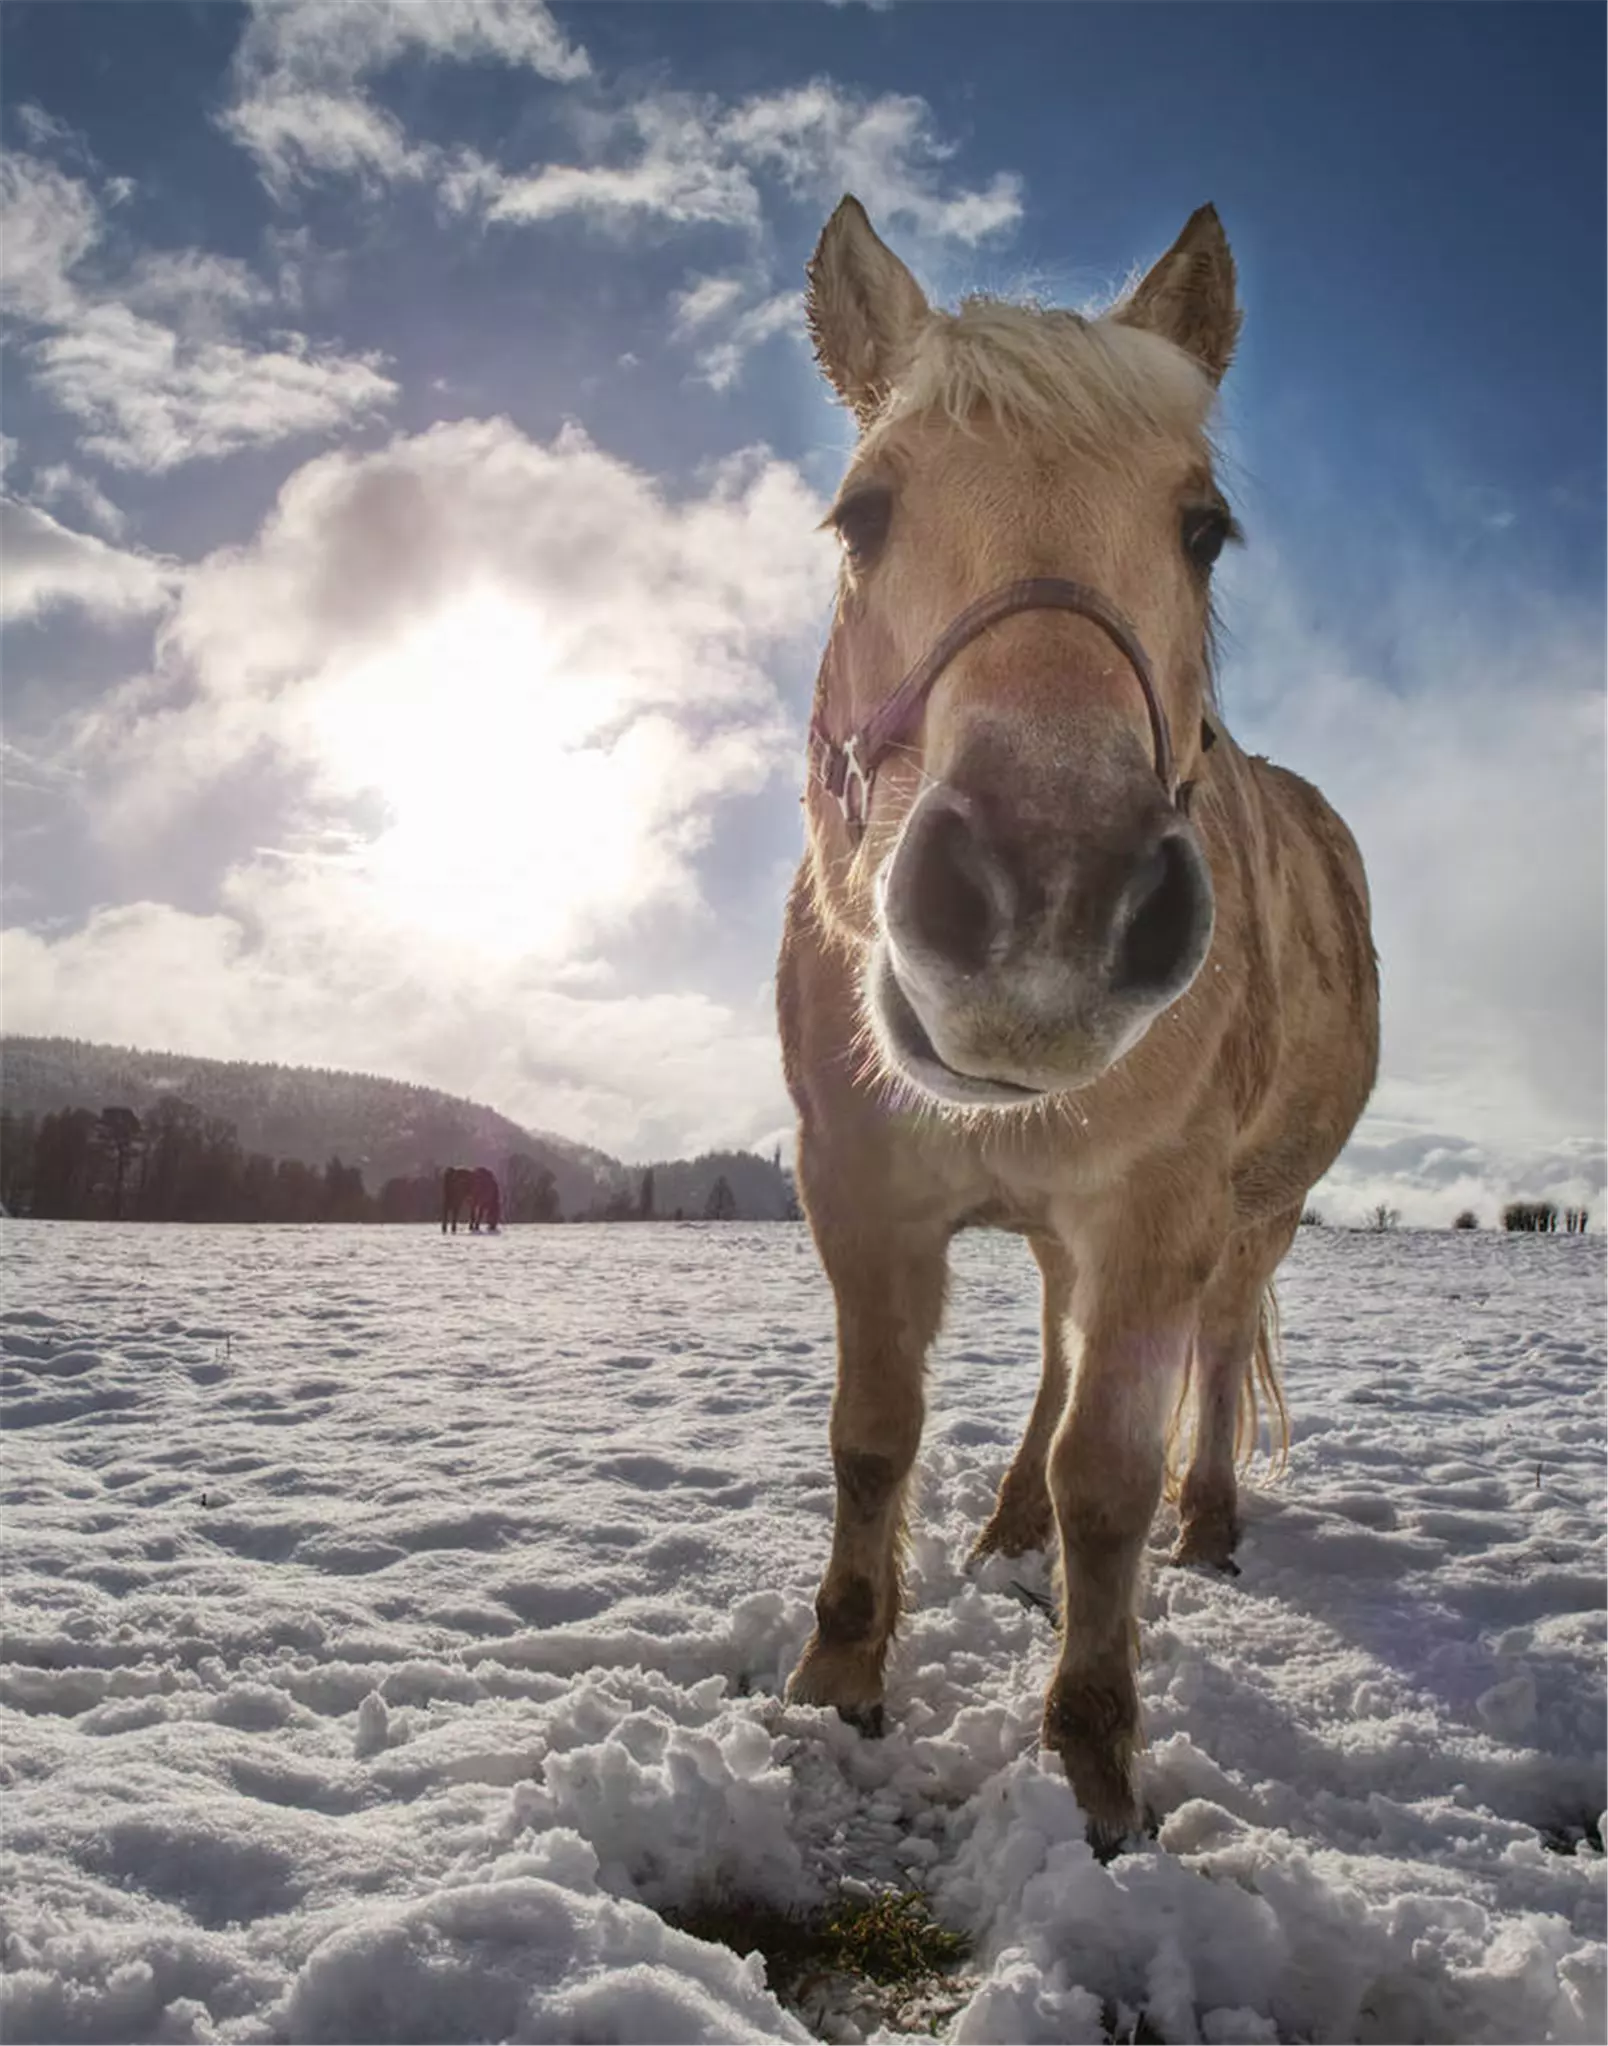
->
[898,801,1006,975]
[1114,831,1208,995]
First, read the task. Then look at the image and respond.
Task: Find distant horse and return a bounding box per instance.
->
[441,1166,501,1234]
[778,197,1378,1853]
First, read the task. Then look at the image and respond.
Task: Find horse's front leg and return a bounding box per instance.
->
[787,1219,948,1732]
[1043,1202,1219,1854]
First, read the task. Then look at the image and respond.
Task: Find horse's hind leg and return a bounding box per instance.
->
[787,1216,947,1731]
[972,1235,1072,1560]
[1172,1205,1298,1572]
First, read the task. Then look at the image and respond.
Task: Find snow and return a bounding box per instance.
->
[2,1220,1603,2044]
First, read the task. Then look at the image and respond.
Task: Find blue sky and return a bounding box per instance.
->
[2,1,1602,1220]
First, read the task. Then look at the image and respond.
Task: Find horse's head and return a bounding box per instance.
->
[805,197,1239,1108]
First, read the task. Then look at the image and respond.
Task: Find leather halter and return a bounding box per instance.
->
[809,576,1199,842]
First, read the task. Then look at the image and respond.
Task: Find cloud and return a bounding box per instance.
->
[221,0,1022,258]
[28,465,128,539]
[12,417,832,1149]
[448,81,1021,246]
[222,0,589,194]
[1309,1127,1604,1232]
[0,151,102,324]
[1216,538,1604,1204]
[672,273,804,390]
[721,82,1022,242]
[0,498,178,625]
[31,301,397,473]
[442,99,764,232]
[121,417,830,754]
[1,150,398,472]
[671,274,751,334]
[0,893,789,1161]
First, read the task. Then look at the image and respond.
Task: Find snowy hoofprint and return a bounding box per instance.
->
[780,197,1378,1851]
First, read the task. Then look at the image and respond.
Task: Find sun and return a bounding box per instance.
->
[305,586,651,958]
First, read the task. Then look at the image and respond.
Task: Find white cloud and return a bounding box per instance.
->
[225,84,426,195]
[223,0,589,194]
[671,273,751,335]
[454,81,1021,245]
[223,6,1022,257]
[1308,1125,1602,1233]
[13,103,86,156]
[10,415,837,1153]
[7,412,838,1153]
[691,291,804,392]
[0,152,102,323]
[29,464,128,539]
[721,81,1022,243]
[31,300,396,472]
[122,249,274,331]
[1,150,397,472]
[670,271,804,390]
[0,893,789,1160]
[449,100,763,232]
[1216,540,1604,1203]
[0,498,178,625]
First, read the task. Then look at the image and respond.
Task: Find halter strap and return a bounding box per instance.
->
[809,576,1189,841]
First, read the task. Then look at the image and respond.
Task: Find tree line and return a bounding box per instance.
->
[1501,1201,1590,1234]
[1297,1201,1592,1233]
[0,1102,791,1225]
[579,1159,799,1224]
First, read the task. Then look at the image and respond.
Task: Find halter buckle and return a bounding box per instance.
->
[836,734,873,838]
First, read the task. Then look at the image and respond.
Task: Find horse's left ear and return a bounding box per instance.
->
[806,195,931,423]
[1114,204,1241,385]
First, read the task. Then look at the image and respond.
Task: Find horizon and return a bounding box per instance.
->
[3,1,1603,1227]
[0,1027,1592,1233]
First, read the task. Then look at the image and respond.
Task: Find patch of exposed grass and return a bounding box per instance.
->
[668,1885,971,2035]
[673,1892,1270,2045]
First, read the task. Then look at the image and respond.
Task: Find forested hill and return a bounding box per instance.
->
[0,1036,798,1224]
[0,1036,618,1219]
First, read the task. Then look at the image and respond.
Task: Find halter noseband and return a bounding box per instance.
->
[809,576,1200,842]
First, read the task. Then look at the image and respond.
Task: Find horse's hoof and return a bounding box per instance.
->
[1170,1505,1242,1575]
[1169,1539,1241,1577]
[786,1627,890,1732]
[1088,1819,1135,1864]
[970,1502,1055,1564]
[1043,1672,1141,1855]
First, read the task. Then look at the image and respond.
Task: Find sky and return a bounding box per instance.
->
[1,0,1602,1223]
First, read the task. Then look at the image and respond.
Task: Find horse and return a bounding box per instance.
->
[777,196,1379,1855]
[441,1166,501,1234]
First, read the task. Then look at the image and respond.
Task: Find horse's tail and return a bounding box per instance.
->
[1163,1283,1289,1499]
[1242,1283,1290,1478]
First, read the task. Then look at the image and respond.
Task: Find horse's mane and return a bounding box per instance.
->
[869,296,1217,455]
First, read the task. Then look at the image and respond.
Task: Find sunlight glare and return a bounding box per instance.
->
[307,588,661,957]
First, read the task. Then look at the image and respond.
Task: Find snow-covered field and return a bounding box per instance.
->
[2,1220,1603,2045]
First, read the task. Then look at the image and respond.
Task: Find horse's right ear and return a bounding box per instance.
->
[806,196,930,424]
[1113,204,1241,385]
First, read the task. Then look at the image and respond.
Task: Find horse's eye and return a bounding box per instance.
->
[1181,505,1235,572]
[833,487,893,567]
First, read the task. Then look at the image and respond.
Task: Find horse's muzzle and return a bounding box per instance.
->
[871,781,1214,1104]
